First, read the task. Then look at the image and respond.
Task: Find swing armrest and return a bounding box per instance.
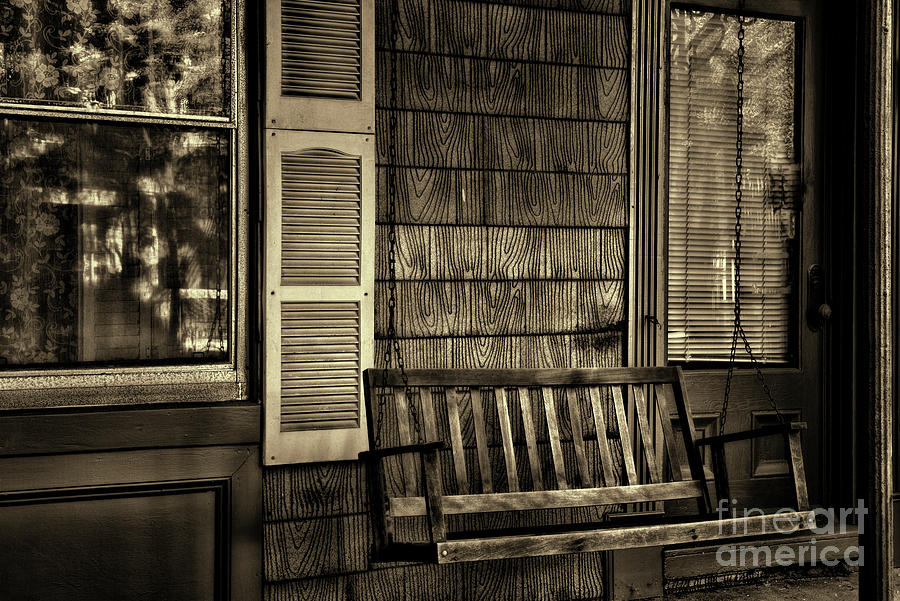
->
[359,441,447,461]
[696,421,806,446]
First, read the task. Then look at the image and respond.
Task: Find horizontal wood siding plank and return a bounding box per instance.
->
[377,112,627,173]
[264,462,367,521]
[373,281,623,338]
[376,169,626,228]
[376,226,627,281]
[376,53,628,121]
[265,576,345,601]
[264,514,370,581]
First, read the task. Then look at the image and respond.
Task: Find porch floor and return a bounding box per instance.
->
[665,566,884,600]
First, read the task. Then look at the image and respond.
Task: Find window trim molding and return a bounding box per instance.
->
[0,0,249,409]
[628,0,667,369]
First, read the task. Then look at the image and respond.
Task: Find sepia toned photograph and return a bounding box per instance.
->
[0,0,894,599]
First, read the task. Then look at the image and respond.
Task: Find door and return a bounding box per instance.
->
[665,0,826,509]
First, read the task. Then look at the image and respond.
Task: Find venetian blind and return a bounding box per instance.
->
[668,10,799,364]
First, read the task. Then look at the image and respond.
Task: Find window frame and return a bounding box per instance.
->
[665,4,804,369]
[0,0,249,408]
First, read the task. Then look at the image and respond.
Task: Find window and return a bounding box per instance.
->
[667,9,799,365]
[0,0,237,368]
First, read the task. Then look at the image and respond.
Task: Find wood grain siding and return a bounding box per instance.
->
[264,0,630,597]
[375,0,629,375]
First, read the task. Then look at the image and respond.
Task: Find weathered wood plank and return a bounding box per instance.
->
[541,387,569,489]
[564,388,592,487]
[374,281,623,338]
[264,576,346,601]
[378,112,627,173]
[374,0,432,53]
[376,53,471,114]
[545,12,629,68]
[374,338,451,370]
[587,386,617,486]
[470,388,494,493]
[377,225,626,281]
[431,1,545,62]
[394,388,418,495]
[495,388,521,492]
[375,225,432,281]
[370,367,679,387]
[654,384,685,482]
[445,388,470,494]
[263,462,366,521]
[264,514,370,581]
[376,167,482,225]
[673,368,713,515]
[610,385,638,485]
[631,385,662,484]
[376,169,625,228]
[390,480,705,516]
[517,387,544,491]
[436,511,816,563]
[421,449,448,542]
[420,387,438,442]
[788,430,810,510]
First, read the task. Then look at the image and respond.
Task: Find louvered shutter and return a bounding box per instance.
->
[667,10,799,364]
[265,0,374,134]
[264,131,374,465]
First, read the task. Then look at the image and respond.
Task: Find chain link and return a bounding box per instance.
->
[721,15,784,433]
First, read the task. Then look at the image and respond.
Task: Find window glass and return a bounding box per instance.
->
[668,9,798,364]
[0,118,229,366]
[0,0,229,115]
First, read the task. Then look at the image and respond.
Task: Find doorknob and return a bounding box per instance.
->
[807,265,831,330]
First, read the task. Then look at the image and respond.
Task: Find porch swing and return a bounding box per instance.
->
[359,5,812,564]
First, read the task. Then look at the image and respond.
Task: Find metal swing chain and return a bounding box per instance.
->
[720,15,785,433]
[376,0,419,448]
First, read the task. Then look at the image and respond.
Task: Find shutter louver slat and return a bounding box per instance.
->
[282,148,362,286]
[280,301,360,431]
[281,0,362,99]
[667,10,798,365]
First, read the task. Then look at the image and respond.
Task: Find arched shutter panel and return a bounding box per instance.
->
[264,131,374,465]
[265,0,374,133]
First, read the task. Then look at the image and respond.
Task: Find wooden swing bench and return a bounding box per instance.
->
[360,367,812,564]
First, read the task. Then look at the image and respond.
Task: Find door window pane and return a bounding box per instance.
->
[0,118,229,366]
[0,0,230,115]
[668,9,798,364]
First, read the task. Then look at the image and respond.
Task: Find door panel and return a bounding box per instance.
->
[0,406,261,601]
